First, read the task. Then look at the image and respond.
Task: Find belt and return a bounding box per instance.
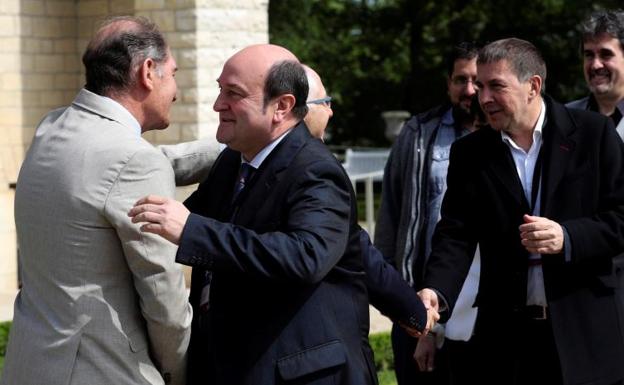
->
[525,305,548,320]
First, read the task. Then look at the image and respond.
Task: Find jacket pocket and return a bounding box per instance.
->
[127,327,149,353]
[277,340,346,381]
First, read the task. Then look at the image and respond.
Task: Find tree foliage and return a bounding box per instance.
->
[269,0,622,146]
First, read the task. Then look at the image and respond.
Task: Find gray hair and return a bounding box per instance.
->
[478,38,547,93]
[82,16,168,96]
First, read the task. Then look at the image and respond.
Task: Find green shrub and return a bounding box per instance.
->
[369,331,394,371]
[0,321,10,357]
[0,321,10,377]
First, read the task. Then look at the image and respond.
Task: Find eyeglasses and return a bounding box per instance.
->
[451,77,477,87]
[307,96,332,108]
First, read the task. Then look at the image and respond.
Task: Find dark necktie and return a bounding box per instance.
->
[232,163,255,201]
[200,163,256,312]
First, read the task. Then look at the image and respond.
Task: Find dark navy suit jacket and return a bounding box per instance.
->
[176,123,379,385]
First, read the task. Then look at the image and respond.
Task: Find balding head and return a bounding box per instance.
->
[214,44,308,160]
[82,16,169,96]
[303,65,333,141]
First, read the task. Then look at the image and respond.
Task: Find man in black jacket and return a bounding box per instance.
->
[420,38,624,385]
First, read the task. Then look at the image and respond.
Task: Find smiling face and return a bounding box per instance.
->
[476,59,540,134]
[583,34,624,99]
[213,55,272,156]
[213,45,299,160]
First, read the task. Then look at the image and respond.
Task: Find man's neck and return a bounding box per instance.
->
[241,120,298,162]
[107,91,147,132]
[507,99,543,152]
[593,91,624,116]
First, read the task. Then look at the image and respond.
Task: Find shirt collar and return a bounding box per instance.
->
[441,107,454,125]
[242,128,293,169]
[587,93,624,124]
[501,100,546,151]
[99,95,142,137]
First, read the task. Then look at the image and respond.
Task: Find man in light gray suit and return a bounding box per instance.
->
[2,16,192,385]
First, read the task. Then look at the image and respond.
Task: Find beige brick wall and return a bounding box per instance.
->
[0,0,26,292]
[0,0,269,292]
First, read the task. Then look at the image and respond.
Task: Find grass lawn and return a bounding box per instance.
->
[378,369,398,385]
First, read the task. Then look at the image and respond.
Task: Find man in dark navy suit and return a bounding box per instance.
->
[130,44,431,385]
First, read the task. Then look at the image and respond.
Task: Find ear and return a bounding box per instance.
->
[272,94,296,123]
[528,75,542,99]
[138,58,157,91]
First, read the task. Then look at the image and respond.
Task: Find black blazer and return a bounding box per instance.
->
[424,96,624,385]
[177,123,376,385]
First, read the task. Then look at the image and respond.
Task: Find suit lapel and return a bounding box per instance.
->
[205,149,241,221]
[483,128,528,209]
[540,96,576,215]
[231,122,309,223]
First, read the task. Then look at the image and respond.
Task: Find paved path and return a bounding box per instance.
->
[0,291,16,322]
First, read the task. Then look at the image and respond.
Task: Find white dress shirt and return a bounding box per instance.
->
[500,100,547,306]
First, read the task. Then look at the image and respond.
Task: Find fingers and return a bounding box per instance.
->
[417,288,439,313]
[414,335,436,372]
[424,308,439,334]
[127,196,188,245]
[519,215,564,254]
[130,210,163,225]
[139,223,165,235]
[128,204,165,220]
[134,194,167,206]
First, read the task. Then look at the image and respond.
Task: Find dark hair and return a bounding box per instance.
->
[580,10,624,53]
[263,60,309,120]
[82,16,168,96]
[478,38,547,93]
[446,42,479,77]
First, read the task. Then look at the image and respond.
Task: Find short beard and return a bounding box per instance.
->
[452,103,472,126]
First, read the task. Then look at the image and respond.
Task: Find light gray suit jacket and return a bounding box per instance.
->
[2,89,193,385]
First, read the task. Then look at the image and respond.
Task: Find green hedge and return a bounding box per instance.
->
[369,331,394,371]
[0,321,10,375]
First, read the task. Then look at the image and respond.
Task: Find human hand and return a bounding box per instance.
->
[417,288,440,335]
[414,333,437,372]
[519,214,564,254]
[128,195,190,245]
[400,294,440,337]
[417,288,440,313]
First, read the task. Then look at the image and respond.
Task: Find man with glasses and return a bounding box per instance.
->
[303,65,333,140]
[301,64,437,338]
[375,42,482,385]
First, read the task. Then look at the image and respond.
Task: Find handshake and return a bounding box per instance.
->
[400,288,441,338]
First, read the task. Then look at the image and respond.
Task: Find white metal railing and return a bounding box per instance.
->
[341,149,390,234]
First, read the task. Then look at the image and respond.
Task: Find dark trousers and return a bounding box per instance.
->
[463,311,562,385]
[445,337,479,385]
[391,324,449,385]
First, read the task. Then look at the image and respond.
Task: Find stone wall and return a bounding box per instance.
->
[0,0,269,292]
